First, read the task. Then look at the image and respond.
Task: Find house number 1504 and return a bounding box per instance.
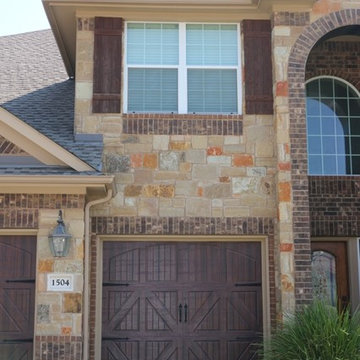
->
[47,274,74,292]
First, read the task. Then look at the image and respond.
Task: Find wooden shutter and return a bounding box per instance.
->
[93,17,123,113]
[243,20,273,115]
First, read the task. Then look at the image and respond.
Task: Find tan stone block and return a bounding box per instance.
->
[169,141,191,150]
[224,207,250,217]
[75,82,92,100]
[186,198,211,217]
[37,236,53,258]
[75,99,91,116]
[142,185,175,198]
[76,61,93,81]
[115,173,134,184]
[134,169,153,184]
[37,274,46,292]
[72,314,83,336]
[208,136,224,146]
[186,150,206,164]
[212,199,223,207]
[224,136,240,145]
[36,323,61,336]
[220,167,246,177]
[110,207,138,216]
[193,165,218,180]
[273,26,291,36]
[238,194,266,207]
[143,153,158,169]
[68,220,84,239]
[203,184,231,199]
[124,143,153,153]
[179,162,192,173]
[154,171,189,181]
[124,185,142,197]
[279,182,291,202]
[159,198,172,207]
[175,181,198,196]
[159,207,185,217]
[63,293,82,313]
[101,122,122,138]
[153,135,169,150]
[250,208,276,217]
[38,259,54,273]
[139,198,159,216]
[173,198,185,208]
[192,136,207,149]
[124,197,136,207]
[223,144,246,154]
[212,208,223,217]
[254,158,276,167]
[73,274,84,292]
[54,260,83,274]
[83,115,101,133]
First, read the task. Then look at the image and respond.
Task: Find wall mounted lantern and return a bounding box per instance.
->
[49,210,71,257]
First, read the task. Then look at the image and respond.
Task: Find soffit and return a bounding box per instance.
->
[42,0,316,77]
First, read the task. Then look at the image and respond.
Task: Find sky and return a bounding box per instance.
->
[0,0,50,36]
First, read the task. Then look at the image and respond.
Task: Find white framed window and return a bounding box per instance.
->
[124,22,241,114]
[306,76,360,175]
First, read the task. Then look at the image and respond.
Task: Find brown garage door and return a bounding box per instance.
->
[0,236,36,360]
[102,242,262,360]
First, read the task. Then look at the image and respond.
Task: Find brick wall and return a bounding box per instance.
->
[309,176,360,236]
[306,41,360,89]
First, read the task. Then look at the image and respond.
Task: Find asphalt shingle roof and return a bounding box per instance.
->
[0,30,103,173]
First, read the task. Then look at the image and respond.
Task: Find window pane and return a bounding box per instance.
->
[307,117,321,135]
[127,23,179,65]
[336,117,349,136]
[336,136,346,155]
[337,155,347,174]
[352,155,360,174]
[128,68,178,112]
[306,79,319,98]
[308,136,321,154]
[350,118,360,136]
[186,24,238,66]
[322,136,336,154]
[188,69,237,113]
[323,155,337,174]
[321,117,335,135]
[349,99,360,116]
[308,155,322,174]
[351,138,360,155]
[335,81,348,98]
[320,78,334,97]
[307,99,320,116]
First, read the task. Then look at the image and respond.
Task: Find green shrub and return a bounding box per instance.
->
[260,301,360,360]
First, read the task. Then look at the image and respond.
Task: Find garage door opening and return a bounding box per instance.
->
[101,241,263,360]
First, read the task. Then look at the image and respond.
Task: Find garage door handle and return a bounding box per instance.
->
[235,282,261,286]
[5,279,35,283]
[179,304,183,322]
[184,304,188,323]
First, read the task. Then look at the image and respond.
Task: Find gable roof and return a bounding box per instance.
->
[0,30,103,173]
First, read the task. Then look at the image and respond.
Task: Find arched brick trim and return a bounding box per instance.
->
[288,8,360,308]
[305,70,360,91]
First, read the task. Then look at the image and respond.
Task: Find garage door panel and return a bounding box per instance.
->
[0,236,36,360]
[228,289,262,331]
[102,242,263,360]
[102,340,139,360]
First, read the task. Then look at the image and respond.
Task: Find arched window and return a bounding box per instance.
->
[306,77,360,175]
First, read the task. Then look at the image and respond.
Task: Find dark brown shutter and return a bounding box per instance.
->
[243,20,273,115]
[93,17,123,113]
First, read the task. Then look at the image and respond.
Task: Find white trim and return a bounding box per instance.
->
[124,21,242,114]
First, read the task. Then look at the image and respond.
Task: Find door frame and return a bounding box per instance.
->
[94,235,271,360]
[311,237,360,313]
[0,230,38,360]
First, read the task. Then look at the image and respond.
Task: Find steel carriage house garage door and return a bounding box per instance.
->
[102,241,262,360]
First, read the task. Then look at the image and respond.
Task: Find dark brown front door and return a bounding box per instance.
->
[102,242,262,360]
[0,236,36,360]
[311,241,349,311]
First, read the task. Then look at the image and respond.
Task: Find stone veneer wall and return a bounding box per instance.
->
[88,216,276,360]
[0,193,85,360]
